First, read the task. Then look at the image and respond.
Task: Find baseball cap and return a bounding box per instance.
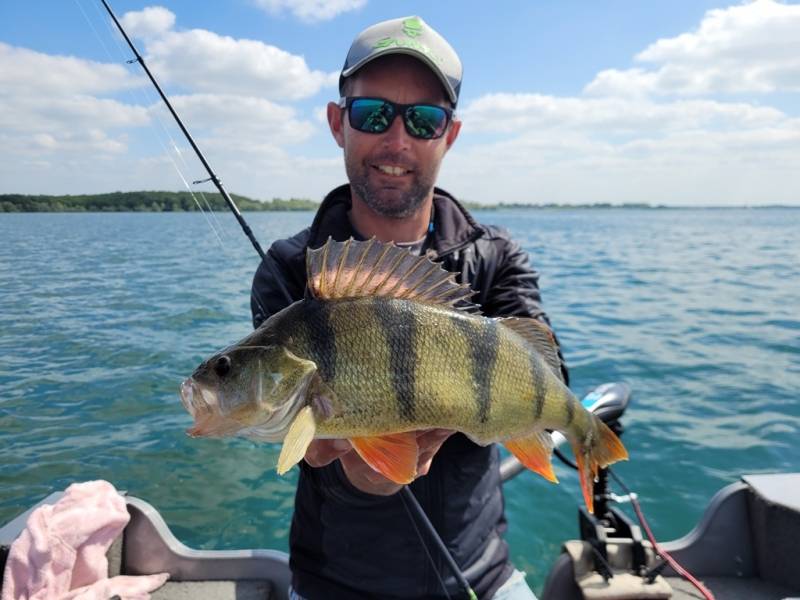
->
[339,16,463,106]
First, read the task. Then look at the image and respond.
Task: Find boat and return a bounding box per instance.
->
[2,383,799,599]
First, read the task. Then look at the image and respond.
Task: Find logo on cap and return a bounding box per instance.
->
[403,17,423,38]
[372,18,443,65]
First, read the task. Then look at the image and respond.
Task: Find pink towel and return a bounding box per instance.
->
[2,480,168,600]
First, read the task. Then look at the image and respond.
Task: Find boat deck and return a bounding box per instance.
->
[666,575,798,600]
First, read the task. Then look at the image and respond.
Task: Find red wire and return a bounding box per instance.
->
[629,495,716,600]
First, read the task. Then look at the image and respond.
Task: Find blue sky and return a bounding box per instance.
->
[1,0,798,205]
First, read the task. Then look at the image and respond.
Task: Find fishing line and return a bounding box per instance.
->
[399,490,454,600]
[82,0,284,318]
[87,0,228,242]
[400,487,478,600]
[75,0,228,248]
[100,0,265,259]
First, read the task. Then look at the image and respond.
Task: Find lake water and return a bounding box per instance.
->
[1,208,799,593]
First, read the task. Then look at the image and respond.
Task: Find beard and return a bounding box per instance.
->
[345,152,435,219]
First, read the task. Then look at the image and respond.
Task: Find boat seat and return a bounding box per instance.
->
[541,474,800,600]
[664,575,798,600]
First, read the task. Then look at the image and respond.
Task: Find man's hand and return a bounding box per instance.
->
[304,429,455,496]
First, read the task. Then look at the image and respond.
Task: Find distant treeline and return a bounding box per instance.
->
[1,193,794,213]
[462,201,664,210]
[0,191,319,213]
[0,194,681,213]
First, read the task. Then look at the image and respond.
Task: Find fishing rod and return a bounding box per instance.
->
[98,0,265,262]
[98,2,476,598]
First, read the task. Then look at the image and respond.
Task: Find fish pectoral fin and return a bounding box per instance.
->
[350,432,419,485]
[504,431,558,483]
[277,406,316,475]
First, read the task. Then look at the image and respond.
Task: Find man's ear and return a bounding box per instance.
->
[443,118,461,152]
[327,102,345,149]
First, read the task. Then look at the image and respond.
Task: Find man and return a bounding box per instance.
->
[251,16,567,600]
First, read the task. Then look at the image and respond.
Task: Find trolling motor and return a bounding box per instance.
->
[539,383,680,600]
[574,383,649,575]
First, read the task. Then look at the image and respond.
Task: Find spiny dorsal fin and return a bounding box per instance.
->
[306,237,476,309]
[500,318,564,382]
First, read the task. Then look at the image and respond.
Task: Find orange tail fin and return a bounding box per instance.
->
[573,418,628,513]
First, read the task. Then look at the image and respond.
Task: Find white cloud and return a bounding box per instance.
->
[120,6,175,39]
[0,43,149,160]
[119,7,337,100]
[0,42,141,96]
[462,93,785,134]
[585,0,800,96]
[0,95,149,134]
[442,113,800,205]
[251,0,367,23]
[165,94,315,144]
[443,1,800,206]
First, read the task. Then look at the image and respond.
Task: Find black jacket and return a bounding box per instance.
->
[250,185,567,600]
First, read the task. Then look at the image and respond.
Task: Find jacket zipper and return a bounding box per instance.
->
[430,230,484,261]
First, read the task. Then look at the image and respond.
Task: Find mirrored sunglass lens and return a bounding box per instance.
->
[349,99,394,133]
[404,106,448,139]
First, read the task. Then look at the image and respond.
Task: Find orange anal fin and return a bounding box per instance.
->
[350,432,419,484]
[504,431,558,483]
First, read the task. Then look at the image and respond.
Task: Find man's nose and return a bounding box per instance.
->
[380,113,412,150]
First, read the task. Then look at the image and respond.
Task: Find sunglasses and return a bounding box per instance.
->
[339,97,454,140]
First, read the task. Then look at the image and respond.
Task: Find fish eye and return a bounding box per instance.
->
[214,355,232,378]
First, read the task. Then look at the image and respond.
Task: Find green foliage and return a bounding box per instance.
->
[0,191,320,212]
[463,201,669,210]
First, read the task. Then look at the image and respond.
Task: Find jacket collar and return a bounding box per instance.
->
[308,184,483,255]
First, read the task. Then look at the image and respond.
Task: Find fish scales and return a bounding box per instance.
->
[286,296,565,442]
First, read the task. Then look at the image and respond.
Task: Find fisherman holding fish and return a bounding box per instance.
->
[182,15,626,600]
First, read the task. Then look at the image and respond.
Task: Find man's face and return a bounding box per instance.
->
[328,55,461,219]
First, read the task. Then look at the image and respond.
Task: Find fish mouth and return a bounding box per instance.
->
[180,377,229,437]
[181,378,212,417]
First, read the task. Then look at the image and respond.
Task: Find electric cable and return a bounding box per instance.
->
[554,443,716,600]
[607,468,716,600]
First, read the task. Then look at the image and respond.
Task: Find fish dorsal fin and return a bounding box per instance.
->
[306,237,476,309]
[500,318,564,382]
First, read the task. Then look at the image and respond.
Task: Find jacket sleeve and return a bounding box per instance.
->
[482,230,570,385]
[250,231,310,328]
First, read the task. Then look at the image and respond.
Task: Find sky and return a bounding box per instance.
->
[1,0,798,206]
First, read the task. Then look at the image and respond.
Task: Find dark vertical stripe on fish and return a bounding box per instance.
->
[306,299,336,382]
[374,298,417,421]
[449,315,497,423]
[531,356,547,421]
[565,395,575,426]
